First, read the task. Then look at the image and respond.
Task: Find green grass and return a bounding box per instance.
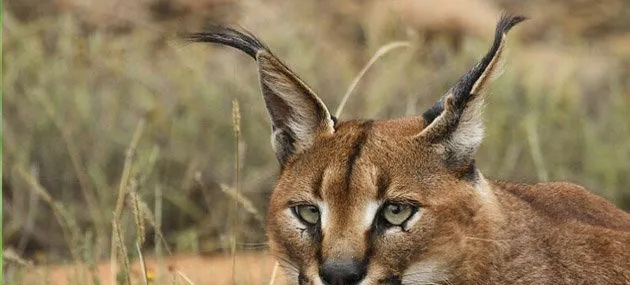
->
[2,7,630,285]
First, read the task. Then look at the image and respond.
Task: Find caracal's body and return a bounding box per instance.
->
[190,15,630,285]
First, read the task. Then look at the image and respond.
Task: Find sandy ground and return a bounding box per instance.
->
[23,252,286,285]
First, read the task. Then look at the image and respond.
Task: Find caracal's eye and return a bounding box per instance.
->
[382,203,414,226]
[293,205,320,225]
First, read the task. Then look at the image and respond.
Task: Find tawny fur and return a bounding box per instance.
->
[266,120,630,284]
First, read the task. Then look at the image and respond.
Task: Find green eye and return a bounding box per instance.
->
[294,205,320,225]
[382,203,414,226]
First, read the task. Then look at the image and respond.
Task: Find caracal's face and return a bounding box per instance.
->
[266,119,486,284]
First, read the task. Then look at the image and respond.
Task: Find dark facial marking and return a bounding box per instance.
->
[312,170,325,200]
[376,171,391,200]
[298,272,309,285]
[344,120,374,193]
[364,224,378,271]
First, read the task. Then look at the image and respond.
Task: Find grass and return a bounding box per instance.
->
[3,4,630,285]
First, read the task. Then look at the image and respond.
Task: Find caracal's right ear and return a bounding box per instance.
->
[417,15,525,178]
[188,28,336,166]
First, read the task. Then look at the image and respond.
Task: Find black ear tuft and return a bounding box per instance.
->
[186,26,268,59]
[449,14,526,114]
[422,98,445,127]
[422,14,526,127]
[497,14,527,35]
[418,14,525,174]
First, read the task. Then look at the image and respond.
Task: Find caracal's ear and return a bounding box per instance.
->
[418,15,526,177]
[188,28,336,165]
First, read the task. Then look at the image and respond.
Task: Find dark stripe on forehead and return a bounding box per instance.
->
[344,120,374,192]
[376,170,391,200]
[311,170,324,200]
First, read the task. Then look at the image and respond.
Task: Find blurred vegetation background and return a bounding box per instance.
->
[3,0,630,283]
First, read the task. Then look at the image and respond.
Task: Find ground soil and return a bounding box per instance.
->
[25,251,285,285]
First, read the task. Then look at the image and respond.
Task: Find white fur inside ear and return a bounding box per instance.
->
[286,116,316,149]
[270,128,283,155]
[259,55,334,160]
[446,98,485,160]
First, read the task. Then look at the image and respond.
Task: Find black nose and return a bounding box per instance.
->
[320,259,366,285]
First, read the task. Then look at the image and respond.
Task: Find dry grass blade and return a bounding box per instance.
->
[16,167,84,266]
[268,261,279,285]
[335,41,412,118]
[524,116,549,181]
[231,99,242,285]
[110,119,146,285]
[176,270,196,285]
[32,91,107,251]
[136,242,150,285]
[129,188,146,244]
[135,191,174,255]
[113,223,132,285]
[155,184,164,257]
[2,248,34,267]
[217,183,264,223]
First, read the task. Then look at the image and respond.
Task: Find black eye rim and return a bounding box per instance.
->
[379,201,420,227]
[292,204,320,226]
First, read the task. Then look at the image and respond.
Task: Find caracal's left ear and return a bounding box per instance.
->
[418,15,526,177]
[188,28,336,166]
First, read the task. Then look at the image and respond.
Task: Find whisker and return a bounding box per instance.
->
[271,254,300,273]
[402,270,452,285]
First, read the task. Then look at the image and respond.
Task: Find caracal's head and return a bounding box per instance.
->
[189,15,525,285]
